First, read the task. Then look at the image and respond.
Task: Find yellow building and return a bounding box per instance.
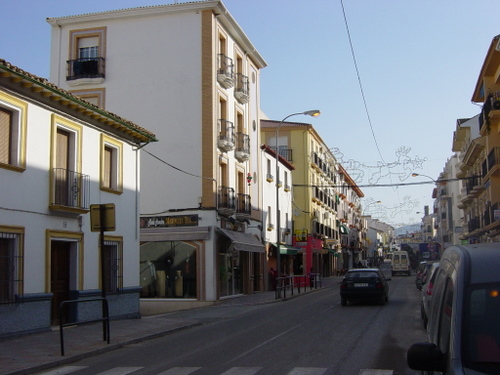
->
[261,119,364,275]
[465,35,500,242]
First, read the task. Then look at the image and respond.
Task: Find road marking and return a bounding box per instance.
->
[358,370,393,375]
[287,368,327,374]
[220,368,262,375]
[37,366,88,375]
[97,367,143,375]
[157,368,201,375]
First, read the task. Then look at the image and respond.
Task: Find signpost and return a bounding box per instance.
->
[90,203,115,341]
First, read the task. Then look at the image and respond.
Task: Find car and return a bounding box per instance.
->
[420,261,439,329]
[340,268,391,306]
[391,250,411,276]
[415,260,434,290]
[407,244,500,374]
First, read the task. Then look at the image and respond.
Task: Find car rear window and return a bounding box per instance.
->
[346,271,379,280]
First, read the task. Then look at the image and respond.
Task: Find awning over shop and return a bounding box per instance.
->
[274,244,300,255]
[339,225,349,235]
[217,228,265,253]
[328,248,340,257]
[140,226,211,242]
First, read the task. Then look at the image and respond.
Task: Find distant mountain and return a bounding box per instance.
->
[394,224,420,236]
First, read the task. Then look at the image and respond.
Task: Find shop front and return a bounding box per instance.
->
[216,228,265,298]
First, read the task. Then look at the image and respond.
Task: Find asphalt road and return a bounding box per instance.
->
[35,264,426,375]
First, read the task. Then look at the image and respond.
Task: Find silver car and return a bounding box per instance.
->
[407,244,500,374]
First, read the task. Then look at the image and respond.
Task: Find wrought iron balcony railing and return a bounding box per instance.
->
[234,73,249,103]
[51,168,90,210]
[67,58,105,81]
[217,54,234,89]
[217,119,235,152]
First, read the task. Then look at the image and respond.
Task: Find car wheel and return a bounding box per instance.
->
[341,297,347,306]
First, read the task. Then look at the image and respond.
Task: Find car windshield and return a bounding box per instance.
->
[345,271,379,280]
[463,283,500,371]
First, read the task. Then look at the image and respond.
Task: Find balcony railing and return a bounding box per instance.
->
[51,168,90,211]
[217,54,234,89]
[67,58,105,81]
[217,119,235,152]
[218,186,235,212]
[236,193,251,216]
[234,73,249,103]
[235,133,250,162]
[270,146,293,162]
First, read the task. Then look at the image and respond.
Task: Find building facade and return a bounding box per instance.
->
[47,1,268,312]
[261,119,363,277]
[0,59,156,337]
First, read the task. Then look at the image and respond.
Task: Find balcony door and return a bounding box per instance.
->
[55,129,71,206]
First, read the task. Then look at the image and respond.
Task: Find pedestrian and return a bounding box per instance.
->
[269,267,277,291]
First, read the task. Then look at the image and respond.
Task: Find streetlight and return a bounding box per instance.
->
[275,110,320,283]
[411,172,437,183]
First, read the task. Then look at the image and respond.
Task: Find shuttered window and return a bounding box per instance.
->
[0,108,12,165]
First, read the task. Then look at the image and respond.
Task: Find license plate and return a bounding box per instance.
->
[354,283,368,287]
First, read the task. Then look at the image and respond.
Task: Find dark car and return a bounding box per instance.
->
[340,268,391,306]
[407,244,500,374]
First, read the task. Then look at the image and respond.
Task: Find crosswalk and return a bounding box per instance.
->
[37,366,394,375]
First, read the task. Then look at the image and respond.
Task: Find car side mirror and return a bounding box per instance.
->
[407,343,446,372]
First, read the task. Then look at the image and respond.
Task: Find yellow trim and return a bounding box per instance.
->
[0,91,28,171]
[100,134,123,194]
[45,230,84,292]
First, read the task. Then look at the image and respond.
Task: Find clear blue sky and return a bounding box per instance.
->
[2,0,499,227]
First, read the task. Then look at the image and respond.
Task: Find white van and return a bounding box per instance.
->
[391,251,411,276]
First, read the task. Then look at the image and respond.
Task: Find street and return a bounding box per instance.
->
[36,264,426,375]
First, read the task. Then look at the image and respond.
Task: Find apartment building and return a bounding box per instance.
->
[47,1,267,311]
[462,35,500,243]
[260,144,296,280]
[261,119,364,277]
[0,59,156,336]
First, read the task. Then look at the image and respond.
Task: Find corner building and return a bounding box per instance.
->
[48,1,268,312]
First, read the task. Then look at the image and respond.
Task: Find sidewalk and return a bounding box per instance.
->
[0,277,339,375]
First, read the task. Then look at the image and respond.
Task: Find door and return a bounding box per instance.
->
[51,241,71,325]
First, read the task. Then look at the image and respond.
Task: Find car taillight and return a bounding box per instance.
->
[375,280,384,288]
[340,282,347,289]
[426,282,434,295]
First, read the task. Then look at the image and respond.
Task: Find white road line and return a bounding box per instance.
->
[157,368,201,375]
[287,368,328,375]
[96,367,143,375]
[37,366,88,375]
[358,370,393,375]
[219,368,262,375]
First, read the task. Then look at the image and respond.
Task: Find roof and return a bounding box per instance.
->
[447,244,500,284]
[260,144,295,171]
[46,1,267,69]
[0,59,157,144]
[471,35,500,103]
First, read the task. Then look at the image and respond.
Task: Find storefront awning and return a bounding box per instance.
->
[217,228,265,253]
[140,226,211,242]
[328,248,340,257]
[274,244,300,255]
[339,225,349,235]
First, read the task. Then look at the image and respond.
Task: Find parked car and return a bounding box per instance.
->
[340,268,391,306]
[415,260,434,290]
[391,250,411,276]
[407,244,500,374]
[420,261,439,329]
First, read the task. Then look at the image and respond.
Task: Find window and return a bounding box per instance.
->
[70,88,106,108]
[0,92,27,171]
[68,27,106,81]
[101,134,123,193]
[0,227,24,304]
[102,238,123,294]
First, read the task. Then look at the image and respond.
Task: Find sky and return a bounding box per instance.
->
[2,0,499,228]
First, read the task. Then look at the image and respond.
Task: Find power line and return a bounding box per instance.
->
[340,0,385,164]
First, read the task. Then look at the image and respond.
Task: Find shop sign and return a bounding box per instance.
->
[141,215,198,228]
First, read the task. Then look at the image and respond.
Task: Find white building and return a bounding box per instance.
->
[0,59,156,336]
[47,1,267,312]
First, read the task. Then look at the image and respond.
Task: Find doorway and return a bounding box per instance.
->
[51,241,71,325]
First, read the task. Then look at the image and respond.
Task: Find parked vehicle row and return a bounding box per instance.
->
[407,243,500,374]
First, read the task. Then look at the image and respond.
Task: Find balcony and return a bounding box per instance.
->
[486,146,500,178]
[270,146,293,162]
[235,193,251,217]
[218,186,235,215]
[234,73,249,104]
[235,133,250,162]
[217,119,235,152]
[217,54,234,89]
[50,168,90,213]
[67,58,105,82]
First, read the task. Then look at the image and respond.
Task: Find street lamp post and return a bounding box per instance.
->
[275,110,320,284]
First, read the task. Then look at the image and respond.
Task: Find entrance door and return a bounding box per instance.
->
[51,241,71,325]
